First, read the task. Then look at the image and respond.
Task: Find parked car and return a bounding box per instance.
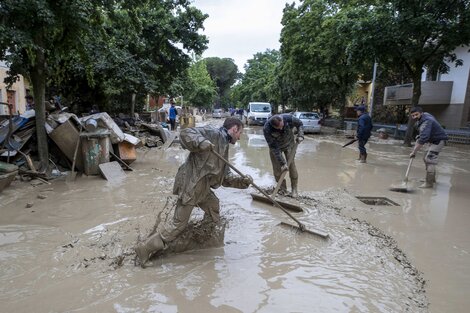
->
[293,111,322,133]
[212,108,223,118]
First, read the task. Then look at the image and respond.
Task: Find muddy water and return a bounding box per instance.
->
[0,120,467,312]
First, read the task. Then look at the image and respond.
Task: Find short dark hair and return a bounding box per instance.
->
[270,115,283,127]
[223,117,243,130]
[410,106,423,113]
[25,95,33,100]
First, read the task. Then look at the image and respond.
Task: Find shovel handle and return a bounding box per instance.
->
[211,149,306,230]
[404,157,413,182]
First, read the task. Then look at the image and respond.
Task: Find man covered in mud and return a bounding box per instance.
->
[409,106,448,188]
[263,114,304,198]
[135,117,253,267]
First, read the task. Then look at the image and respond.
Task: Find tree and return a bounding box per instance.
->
[232,49,281,108]
[0,0,106,171]
[0,0,208,170]
[343,0,470,144]
[279,0,371,114]
[181,59,217,109]
[204,57,239,107]
[48,1,208,114]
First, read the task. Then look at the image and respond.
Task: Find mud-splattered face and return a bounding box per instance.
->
[228,125,243,144]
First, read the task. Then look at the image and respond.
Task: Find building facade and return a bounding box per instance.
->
[0,61,29,115]
[384,46,470,129]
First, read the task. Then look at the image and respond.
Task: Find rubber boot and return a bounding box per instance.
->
[360,153,367,163]
[291,178,298,198]
[419,172,435,188]
[356,153,362,160]
[135,233,165,268]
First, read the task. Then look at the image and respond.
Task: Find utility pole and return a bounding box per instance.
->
[369,61,378,118]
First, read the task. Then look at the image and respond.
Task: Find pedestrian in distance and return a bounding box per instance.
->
[355,106,373,163]
[409,106,448,188]
[169,99,178,131]
[263,114,304,198]
[135,117,253,268]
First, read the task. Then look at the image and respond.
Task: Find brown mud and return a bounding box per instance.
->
[1,118,469,312]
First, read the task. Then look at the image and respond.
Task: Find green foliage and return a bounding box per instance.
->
[231,49,281,108]
[278,0,371,114]
[183,59,217,109]
[204,57,239,107]
[342,0,470,105]
[1,0,209,113]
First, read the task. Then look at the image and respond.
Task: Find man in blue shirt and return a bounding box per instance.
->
[169,99,178,131]
[355,106,373,163]
[409,106,448,188]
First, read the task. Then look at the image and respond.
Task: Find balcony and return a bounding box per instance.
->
[384,81,453,106]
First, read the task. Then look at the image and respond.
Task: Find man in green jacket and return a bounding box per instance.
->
[135,117,252,267]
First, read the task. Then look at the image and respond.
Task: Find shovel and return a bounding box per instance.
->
[67,125,83,182]
[389,157,414,193]
[211,149,329,238]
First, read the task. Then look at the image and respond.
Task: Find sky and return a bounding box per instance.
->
[192,0,290,72]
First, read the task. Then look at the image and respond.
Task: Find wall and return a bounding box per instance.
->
[0,62,28,115]
[438,46,470,128]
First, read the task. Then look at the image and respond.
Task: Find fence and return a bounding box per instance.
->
[343,120,470,145]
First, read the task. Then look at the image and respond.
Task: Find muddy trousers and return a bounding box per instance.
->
[269,146,298,192]
[423,140,445,184]
[160,191,220,243]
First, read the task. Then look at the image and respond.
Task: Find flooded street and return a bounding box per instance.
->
[1,119,469,312]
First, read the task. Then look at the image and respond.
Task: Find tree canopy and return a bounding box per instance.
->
[231,49,281,109]
[0,0,208,169]
[204,57,239,108]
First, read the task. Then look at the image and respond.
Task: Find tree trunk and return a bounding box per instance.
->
[403,75,422,146]
[131,93,136,116]
[31,36,49,172]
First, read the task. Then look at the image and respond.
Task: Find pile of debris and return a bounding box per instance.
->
[0,110,172,193]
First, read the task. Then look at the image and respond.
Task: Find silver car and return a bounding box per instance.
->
[293,111,321,133]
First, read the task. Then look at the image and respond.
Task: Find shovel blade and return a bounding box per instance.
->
[278,222,329,239]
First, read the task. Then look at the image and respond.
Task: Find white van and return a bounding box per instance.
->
[245,102,272,126]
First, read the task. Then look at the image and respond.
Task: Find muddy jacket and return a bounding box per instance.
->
[264,114,304,166]
[415,112,448,145]
[173,125,249,205]
[357,112,373,140]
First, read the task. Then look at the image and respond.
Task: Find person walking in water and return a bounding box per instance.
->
[355,105,373,163]
[135,117,252,268]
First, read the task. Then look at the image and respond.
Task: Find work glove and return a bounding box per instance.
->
[409,152,416,158]
[296,136,304,144]
[199,140,214,151]
[242,175,253,186]
[281,164,289,172]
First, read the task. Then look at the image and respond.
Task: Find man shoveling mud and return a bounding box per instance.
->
[263,114,304,198]
[409,106,448,188]
[135,117,252,267]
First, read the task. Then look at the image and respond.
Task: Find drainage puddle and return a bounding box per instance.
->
[356,196,399,206]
